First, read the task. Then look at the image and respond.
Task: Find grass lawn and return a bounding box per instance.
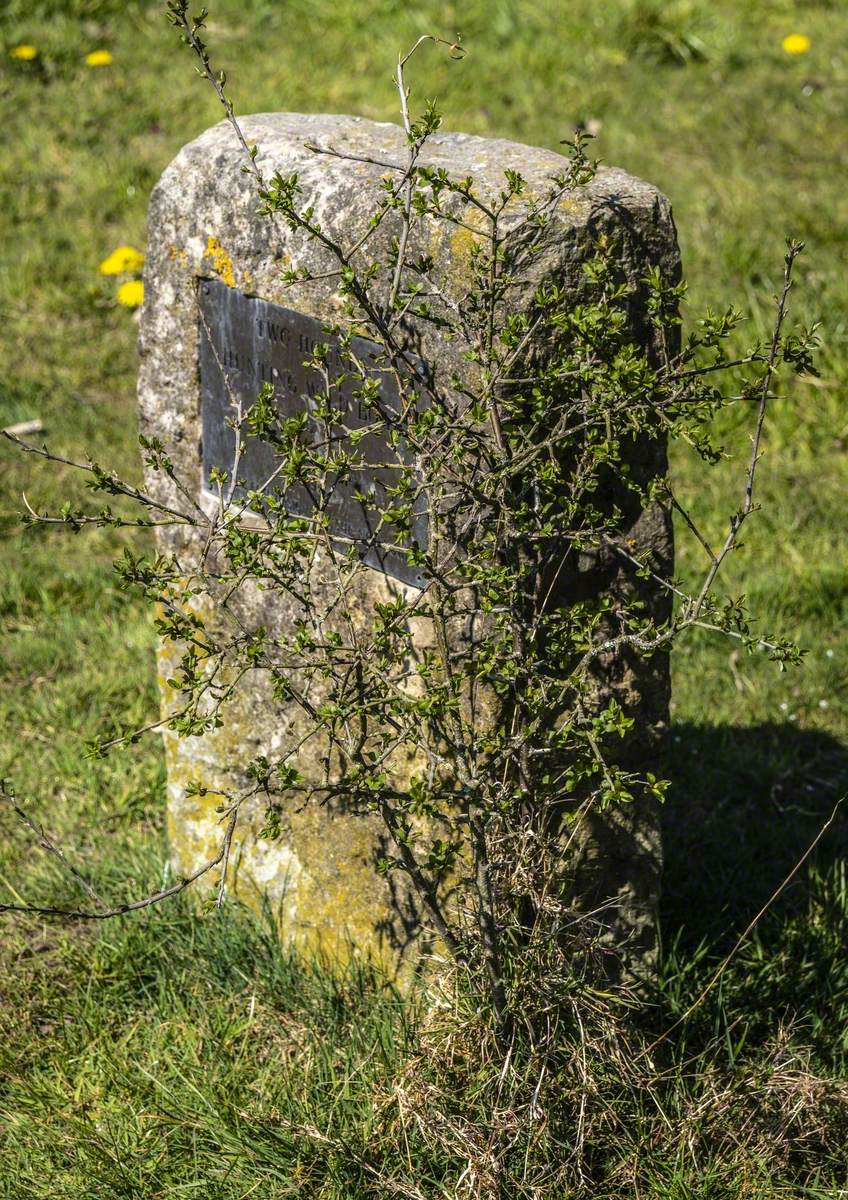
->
[1,0,846,1195]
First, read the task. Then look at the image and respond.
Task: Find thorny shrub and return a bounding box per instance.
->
[2,5,837,1196]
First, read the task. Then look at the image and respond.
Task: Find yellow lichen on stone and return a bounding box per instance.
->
[558,195,590,218]
[448,206,492,292]
[154,569,441,975]
[204,235,236,287]
[168,245,190,269]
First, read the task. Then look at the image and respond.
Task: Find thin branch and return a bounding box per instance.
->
[690,243,800,619]
[1,784,106,910]
[3,430,197,525]
[0,808,240,922]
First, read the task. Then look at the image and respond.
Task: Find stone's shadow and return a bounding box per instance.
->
[662,721,848,948]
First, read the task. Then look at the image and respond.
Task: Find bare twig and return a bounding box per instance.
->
[639,796,843,1062]
[1,782,105,909]
[0,807,240,922]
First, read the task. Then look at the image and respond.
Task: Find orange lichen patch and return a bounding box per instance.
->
[204,235,236,287]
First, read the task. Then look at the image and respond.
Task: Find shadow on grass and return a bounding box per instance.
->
[660,723,848,1068]
[663,721,848,948]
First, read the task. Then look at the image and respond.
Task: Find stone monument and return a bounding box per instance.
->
[139,114,678,977]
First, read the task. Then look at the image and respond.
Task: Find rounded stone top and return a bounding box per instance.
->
[162,111,670,219]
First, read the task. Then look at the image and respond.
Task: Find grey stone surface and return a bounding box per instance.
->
[138,113,679,977]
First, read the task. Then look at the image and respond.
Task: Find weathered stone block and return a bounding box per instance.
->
[139,113,678,977]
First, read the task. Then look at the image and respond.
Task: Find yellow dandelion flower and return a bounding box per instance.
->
[10,45,38,61]
[99,245,145,275]
[782,34,811,55]
[85,49,113,67]
[117,280,144,309]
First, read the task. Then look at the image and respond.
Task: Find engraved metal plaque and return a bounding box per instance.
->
[198,280,428,587]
